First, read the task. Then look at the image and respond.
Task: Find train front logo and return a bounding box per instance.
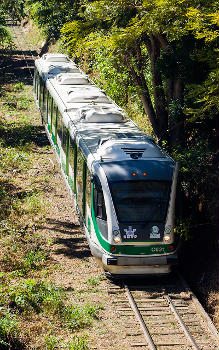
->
[123,226,137,239]
[150,226,160,239]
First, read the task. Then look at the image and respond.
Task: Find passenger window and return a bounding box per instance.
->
[57,109,62,140]
[36,73,40,99]
[34,68,37,94]
[93,183,108,239]
[51,101,56,137]
[69,139,77,192]
[94,186,107,221]
[69,139,76,171]
[47,95,53,131]
[62,125,67,154]
[42,86,47,122]
[86,169,92,208]
[40,78,44,109]
[77,150,86,216]
[46,91,50,123]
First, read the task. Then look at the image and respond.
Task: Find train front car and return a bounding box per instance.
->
[91,139,179,276]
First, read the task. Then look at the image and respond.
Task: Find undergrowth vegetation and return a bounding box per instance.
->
[0,82,100,349]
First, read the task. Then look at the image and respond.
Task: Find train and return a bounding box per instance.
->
[33,53,179,276]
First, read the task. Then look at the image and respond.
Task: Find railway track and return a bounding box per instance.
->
[2,20,219,350]
[0,18,39,83]
[108,273,219,350]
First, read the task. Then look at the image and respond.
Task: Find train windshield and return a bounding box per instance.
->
[109,181,170,223]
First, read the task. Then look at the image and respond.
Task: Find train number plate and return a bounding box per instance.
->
[151,247,165,253]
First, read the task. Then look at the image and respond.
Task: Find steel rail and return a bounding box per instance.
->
[164,294,201,350]
[124,284,157,350]
[177,271,219,340]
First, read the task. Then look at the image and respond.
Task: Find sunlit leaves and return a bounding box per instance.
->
[185,8,219,41]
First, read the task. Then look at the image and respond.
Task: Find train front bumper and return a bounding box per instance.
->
[101,252,178,275]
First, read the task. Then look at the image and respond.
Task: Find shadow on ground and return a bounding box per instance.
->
[0,49,37,85]
[0,121,50,148]
[41,218,91,259]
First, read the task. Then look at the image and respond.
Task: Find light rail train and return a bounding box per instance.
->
[34,53,179,276]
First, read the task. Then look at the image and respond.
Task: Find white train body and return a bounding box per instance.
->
[34,53,179,276]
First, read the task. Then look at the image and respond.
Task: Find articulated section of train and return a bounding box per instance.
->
[34,53,180,275]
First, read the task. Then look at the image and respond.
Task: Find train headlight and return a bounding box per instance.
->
[113,229,121,243]
[163,234,171,242]
[114,236,121,243]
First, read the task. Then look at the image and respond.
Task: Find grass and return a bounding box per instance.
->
[7,280,65,314]
[1,279,100,332]
[0,82,55,348]
[63,303,101,330]
[0,35,103,348]
[45,334,89,350]
[0,309,22,350]
[85,276,101,287]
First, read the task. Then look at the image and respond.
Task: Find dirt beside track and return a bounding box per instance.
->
[0,23,144,349]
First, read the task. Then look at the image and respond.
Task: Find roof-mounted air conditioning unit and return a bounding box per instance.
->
[56,73,89,85]
[42,54,70,63]
[79,106,125,123]
[66,87,109,103]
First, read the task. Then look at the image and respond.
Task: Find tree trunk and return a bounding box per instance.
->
[146,35,169,141]
[130,66,159,136]
[169,79,185,147]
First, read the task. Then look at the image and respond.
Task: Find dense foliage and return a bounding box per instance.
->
[2,0,218,230]
[0,7,13,48]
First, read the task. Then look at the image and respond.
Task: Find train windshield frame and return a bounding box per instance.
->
[109,180,171,224]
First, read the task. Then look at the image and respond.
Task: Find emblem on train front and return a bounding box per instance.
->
[123,226,137,239]
[150,226,160,238]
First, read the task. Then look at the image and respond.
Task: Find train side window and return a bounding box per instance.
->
[51,101,56,137]
[77,149,86,216]
[69,138,77,192]
[36,72,40,99]
[86,169,92,208]
[47,94,53,129]
[42,86,47,122]
[62,125,67,155]
[40,78,44,109]
[93,183,108,239]
[34,68,37,94]
[85,169,92,233]
[46,91,49,123]
[57,109,62,140]
[50,98,54,132]
[93,186,107,221]
[52,101,56,126]
[63,126,69,174]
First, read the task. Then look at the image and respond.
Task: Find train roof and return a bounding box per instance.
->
[35,54,174,167]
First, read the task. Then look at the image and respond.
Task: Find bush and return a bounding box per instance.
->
[0,309,23,350]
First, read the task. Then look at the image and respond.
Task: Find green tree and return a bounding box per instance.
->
[0,6,13,48]
[26,0,80,40]
[1,0,25,21]
[61,0,218,149]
